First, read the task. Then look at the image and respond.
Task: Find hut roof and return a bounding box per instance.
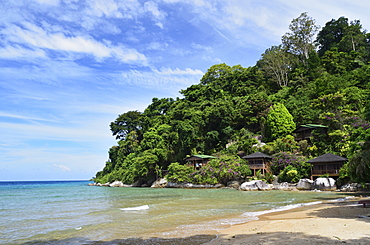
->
[242,152,272,159]
[293,124,328,133]
[184,155,217,161]
[306,153,347,163]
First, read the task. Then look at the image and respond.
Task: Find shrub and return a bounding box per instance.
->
[278,165,300,183]
[166,162,193,183]
[270,152,310,178]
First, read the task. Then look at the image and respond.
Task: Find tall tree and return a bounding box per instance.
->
[282,12,319,61]
[259,45,294,87]
[110,111,143,140]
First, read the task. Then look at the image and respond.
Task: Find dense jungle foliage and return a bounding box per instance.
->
[94,13,370,185]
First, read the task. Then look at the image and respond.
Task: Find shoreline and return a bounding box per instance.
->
[205,195,370,244]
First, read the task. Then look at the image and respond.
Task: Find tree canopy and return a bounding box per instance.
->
[94,13,370,185]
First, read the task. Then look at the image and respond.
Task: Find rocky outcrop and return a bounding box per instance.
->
[297,179,314,190]
[227,180,241,189]
[166,182,223,188]
[151,178,168,188]
[313,177,336,191]
[239,180,271,191]
[272,182,296,191]
[340,183,360,192]
[109,181,124,187]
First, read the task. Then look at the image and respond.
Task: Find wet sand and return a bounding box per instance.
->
[205,196,370,245]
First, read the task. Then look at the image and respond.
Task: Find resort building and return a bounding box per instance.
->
[184,155,217,170]
[293,124,328,142]
[307,153,348,179]
[242,152,272,176]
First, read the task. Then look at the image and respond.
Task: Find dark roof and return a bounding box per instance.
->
[242,152,272,159]
[293,124,328,133]
[184,155,217,161]
[307,153,348,163]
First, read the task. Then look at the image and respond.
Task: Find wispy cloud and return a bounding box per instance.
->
[1,22,148,64]
[53,164,71,172]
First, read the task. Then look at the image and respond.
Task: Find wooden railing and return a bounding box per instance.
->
[312,169,339,175]
[248,164,266,169]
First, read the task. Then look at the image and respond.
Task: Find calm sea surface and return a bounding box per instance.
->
[0,180,354,244]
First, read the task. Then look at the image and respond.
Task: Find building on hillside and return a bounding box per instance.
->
[184,155,217,170]
[293,124,328,142]
[242,152,272,176]
[307,153,348,179]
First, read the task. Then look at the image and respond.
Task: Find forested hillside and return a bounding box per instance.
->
[94,13,370,185]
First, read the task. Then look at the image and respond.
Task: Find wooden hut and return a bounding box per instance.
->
[307,153,347,179]
[293,124,328,141]
[184,155,217,170]
[242,152,272,176]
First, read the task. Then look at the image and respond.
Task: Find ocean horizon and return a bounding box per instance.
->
[0,180,355,244]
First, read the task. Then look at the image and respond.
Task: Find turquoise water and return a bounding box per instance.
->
[0,181,354,244]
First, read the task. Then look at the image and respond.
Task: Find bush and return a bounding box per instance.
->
[166,162,193,183]
[278,165,300,183]
[206,155,252,185]
[270,152,310,178]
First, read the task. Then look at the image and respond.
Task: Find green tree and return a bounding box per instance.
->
[264,103,296,141]
[259,45,295,87]
[110,111,143,140]
[282,12,320,61]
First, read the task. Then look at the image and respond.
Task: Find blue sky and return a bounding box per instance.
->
[0,0,369,181]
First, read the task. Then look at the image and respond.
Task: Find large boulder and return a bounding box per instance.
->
[109,181,124,187]
[313,177,336,191]
[227,181,241,189]
[240,180,271,191]
[297,179,314,190]
[340,183,360,192]
[273,182,292,191]
[151,178,168,188]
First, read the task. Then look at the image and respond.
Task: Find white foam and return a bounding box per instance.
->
[242,201,322,218]
[327,196,355,202]
[120,205,150,211]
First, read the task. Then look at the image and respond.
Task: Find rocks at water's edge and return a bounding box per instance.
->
[151,178,168,188]
[90,177,368,192]
[239,180,270,191]
[297,179,314,190]
[313,177,337,191]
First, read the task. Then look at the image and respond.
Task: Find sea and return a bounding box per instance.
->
[0,180,355,244]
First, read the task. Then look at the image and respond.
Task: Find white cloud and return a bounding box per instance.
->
[2,22,148,64]
[154,67,203,75]
[34,0,60,6]
[0,45,47,59]
[87,0,122,18]
[144,1,166,28]
[53,164,71,172]
[119,67,203,90]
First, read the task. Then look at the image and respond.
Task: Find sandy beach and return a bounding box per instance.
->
[205,196,370,245]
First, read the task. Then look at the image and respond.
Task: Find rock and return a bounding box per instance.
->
[240,180,271,191]
[313,177,336,191]
[166,182,223,188]
[101,182,110,187]
[340,183,359,192]
[151,178,168,188]
[273,182,291,191]
[227,181,240,189]
[297,179,314,190]
[109,181,124,187]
